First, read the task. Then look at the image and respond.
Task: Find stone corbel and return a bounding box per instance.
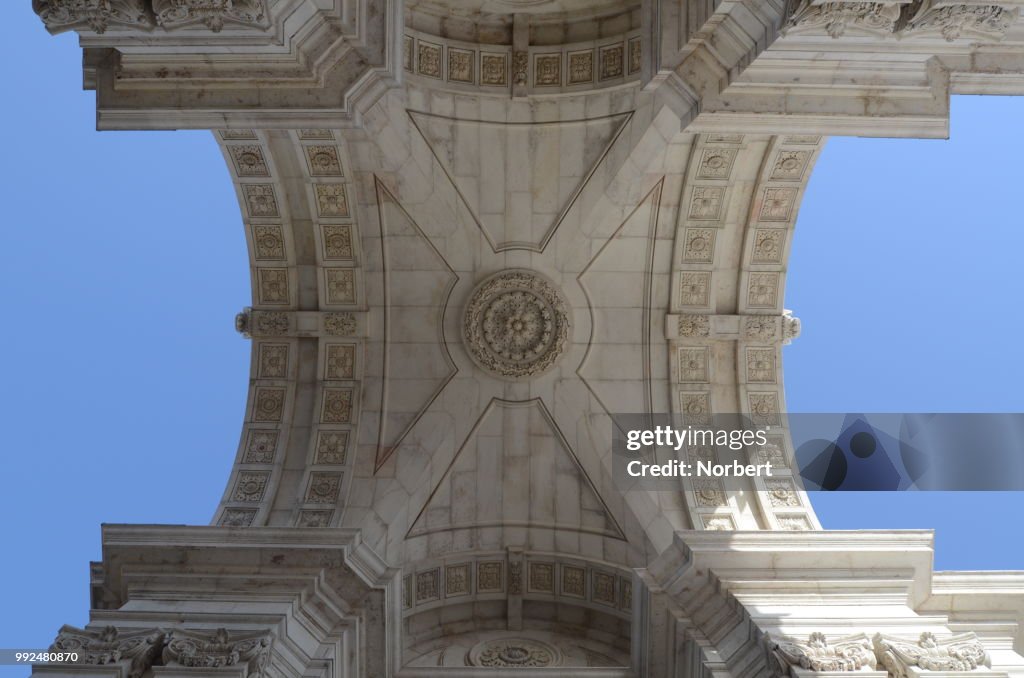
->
[32,0,152,35]
[872,632,991,678]
[765,632,880,678]
[43,626,164,678]
[160,628,272,677]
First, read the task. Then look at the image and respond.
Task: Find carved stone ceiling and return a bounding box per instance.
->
[30,0,1024,581]
[26,2,1024,676]
[209,76,830,590]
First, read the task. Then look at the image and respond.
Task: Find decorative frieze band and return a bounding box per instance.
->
[46,625,273,678]
[403,29,642,93]
[402,551,632,619]
[669,311,801,344]
[235,308,361,339]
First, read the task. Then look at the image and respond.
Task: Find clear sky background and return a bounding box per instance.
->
[1,2,1022,672]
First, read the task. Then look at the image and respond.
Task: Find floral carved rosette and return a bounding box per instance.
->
[463,269,571,380]
[468,638,562,668]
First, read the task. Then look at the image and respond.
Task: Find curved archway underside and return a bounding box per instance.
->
[217,85,825,560]
[182,0,1024,602]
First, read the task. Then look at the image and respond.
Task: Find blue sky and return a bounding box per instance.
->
[1,5,250,667]
[784,105,1024,566]
[1,2,1021,670]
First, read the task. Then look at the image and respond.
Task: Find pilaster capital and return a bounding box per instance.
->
[765,632,878,677]
[873,632,991,678]
[46,626,164,678]
[161,628,272,676]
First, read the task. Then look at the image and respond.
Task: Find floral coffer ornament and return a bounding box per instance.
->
[463,269,571,380]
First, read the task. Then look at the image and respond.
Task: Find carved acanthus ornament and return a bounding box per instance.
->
[765,632,877,676]
[33,0,269,34]
[742,311,802,344]
[508,561,523,595]
[152,0,268,32]
[785,0,1018,41]
[49,626,163,678]
[324,312,357,336]
[163,628,272,674]
[782,310,801,345]
[513,52,529,86]
[32,0,151,34]
[904,2,1018,42]
[785,1,903,38]
[873,632,990,678]
[235,309,251,338]
[679,314,711,338]
[236,308,290,338]
[255,311,290,336]
[745,315,778,342]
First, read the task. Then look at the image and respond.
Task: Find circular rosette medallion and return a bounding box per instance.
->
[462,269,571,380]
[468,638,562,668]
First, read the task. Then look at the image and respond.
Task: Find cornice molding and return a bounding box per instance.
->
[34,0,402,129]
[86,525,400,678]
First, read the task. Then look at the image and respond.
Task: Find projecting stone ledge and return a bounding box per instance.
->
[32,0,401,129]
